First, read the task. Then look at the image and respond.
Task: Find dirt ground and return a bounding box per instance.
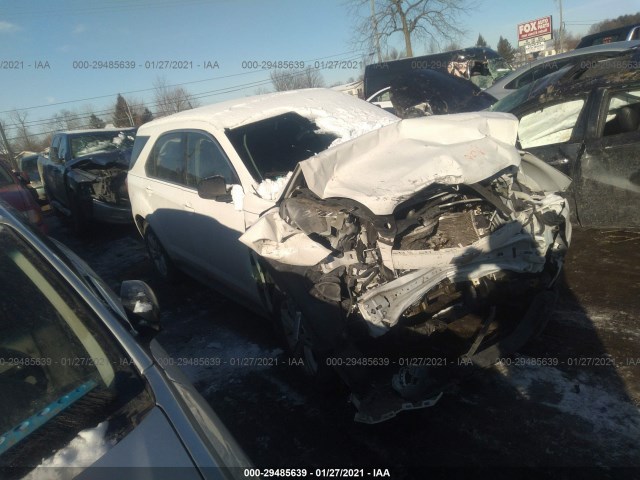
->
[45,211,640,479]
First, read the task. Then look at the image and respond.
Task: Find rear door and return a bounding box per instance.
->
[573,86,640,228]
[141,131,194,264]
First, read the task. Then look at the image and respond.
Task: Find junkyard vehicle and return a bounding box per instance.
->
[16,152,46,203]
[386,69,497,117]
[0,160,46,233]
[363,47,512,100]
[0,202,252,479]
[576,24,640,49]
[494,57,640,228]
[128,89,571,422]
[485,41,640,100]
[240,111,572,422]
[39,127,136,232]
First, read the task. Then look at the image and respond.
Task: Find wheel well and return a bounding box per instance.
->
[135,215,147,237]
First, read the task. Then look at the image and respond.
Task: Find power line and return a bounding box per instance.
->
[2,58,363,142]
[0,49,366,115]
[2,53,364,132]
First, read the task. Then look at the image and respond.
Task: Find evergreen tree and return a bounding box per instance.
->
[497,36,516,63]
[88,113,105,129]
[476,33,488,48]
[113,94,132,127]
[138,107,154,126]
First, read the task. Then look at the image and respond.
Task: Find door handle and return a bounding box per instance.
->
[183,203,195,211]
[145,186,153,194]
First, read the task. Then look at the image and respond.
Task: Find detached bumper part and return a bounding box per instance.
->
[350,288,558,423]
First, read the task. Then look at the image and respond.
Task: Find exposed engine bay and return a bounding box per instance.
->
[240,113,572,422]
[279,167,568,336]
[78,167,129,207]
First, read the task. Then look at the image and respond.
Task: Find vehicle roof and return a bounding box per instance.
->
[364,47,504,70]
[137,88,396,134]
[513,66,640,111]
[58,127,136,136]
[513,41,639,72]
[577,24,640,46]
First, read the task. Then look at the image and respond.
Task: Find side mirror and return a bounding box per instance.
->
[198,175,231,202]
[120,280,161,337]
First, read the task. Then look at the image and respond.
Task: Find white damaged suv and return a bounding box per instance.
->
[128,89,396,305]
[128,89,572,423]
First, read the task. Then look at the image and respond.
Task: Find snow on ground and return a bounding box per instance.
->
[555,305,640,339]
[160,307,284,393]
[493,361,640,441]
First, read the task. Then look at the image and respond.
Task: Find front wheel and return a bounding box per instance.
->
[273,291,336,385]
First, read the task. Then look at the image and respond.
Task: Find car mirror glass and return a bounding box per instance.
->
[197,175,231,201]
[120,280,161,337]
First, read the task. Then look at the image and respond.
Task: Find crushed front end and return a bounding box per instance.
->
[241,113,572,423]
[69,153,132,224]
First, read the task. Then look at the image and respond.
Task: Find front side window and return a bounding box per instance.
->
[601,89,640,137]
[145,132,185,184]
[0,226,153,474]
[518,98,585,149]
[57,138,68,162]
[185,132,237,188]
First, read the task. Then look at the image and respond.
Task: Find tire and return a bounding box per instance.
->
[144,227,177,282]
[273,290,336,385]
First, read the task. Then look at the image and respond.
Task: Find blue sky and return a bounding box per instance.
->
[0,0,638,139]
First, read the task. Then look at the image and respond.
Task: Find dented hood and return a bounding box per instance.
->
[299,112,521,215]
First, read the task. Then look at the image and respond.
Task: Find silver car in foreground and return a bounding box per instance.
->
[0,202,252,479]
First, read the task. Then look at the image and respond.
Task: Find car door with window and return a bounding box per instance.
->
[573,87,640,227]
[142,131,194,265]
[183,131,259,301]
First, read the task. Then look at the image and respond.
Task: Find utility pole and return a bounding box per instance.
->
[0,121,17,170]
[370,0,382,63]
[558,0,564,53]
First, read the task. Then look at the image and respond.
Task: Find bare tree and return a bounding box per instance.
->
[153,76,200,117]
[588,12,640,34]
[350,0,476,59]
[552,29,580,52]
[270,67,325,91]
[10,110,42,152]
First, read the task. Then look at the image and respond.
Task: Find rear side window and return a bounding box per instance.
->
[128,136,149,170]
[145,132,185,184]
[601,89,640,137]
